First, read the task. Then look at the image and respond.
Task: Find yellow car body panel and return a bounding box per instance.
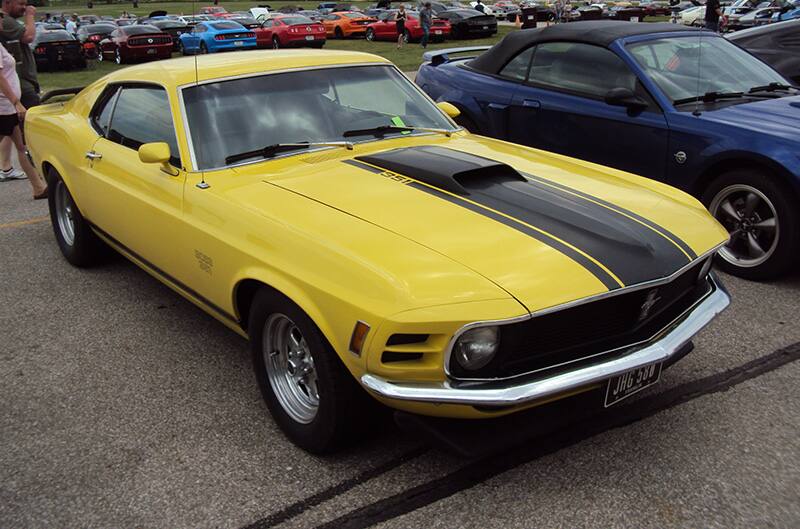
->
[26,51,728,420]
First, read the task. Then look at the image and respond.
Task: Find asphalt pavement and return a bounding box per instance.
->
[1,176,799,528]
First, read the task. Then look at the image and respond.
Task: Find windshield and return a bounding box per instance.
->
[342,12,366,18]
[211,21,244,30]
[627,35,786,104]
[125,25,161,35]
[86,24,116,34]
[183,65,456,170]
[280,16,314,24]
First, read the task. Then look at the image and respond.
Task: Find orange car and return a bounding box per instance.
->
[321,11,377,38]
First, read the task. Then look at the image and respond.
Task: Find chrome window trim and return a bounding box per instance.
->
[443,241,727,381]
[176,62,460,173]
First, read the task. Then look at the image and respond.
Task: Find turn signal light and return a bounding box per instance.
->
[349,321,371,357]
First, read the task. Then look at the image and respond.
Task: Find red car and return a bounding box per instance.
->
[98,25,173,65]
[365,10,450,43]
[254,15,326,49]
[199,6,228,17]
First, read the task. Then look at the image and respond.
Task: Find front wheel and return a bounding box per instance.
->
[334,26,344,38]
[702,169,799,280]
[249,289,366,453]
[46,169,105,267]
[199,41,208,54]
[365,28,375,41]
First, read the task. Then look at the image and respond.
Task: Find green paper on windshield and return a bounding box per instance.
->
[392,116,411,134]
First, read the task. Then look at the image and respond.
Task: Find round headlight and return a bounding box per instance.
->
[453,326,500,371]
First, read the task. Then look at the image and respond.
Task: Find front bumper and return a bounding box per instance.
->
[361,276,729,408]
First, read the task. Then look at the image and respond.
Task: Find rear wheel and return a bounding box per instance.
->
[365,27,375,41]
[46,168,105,267]
[249,289,368,453]
[114,47,123,64]
[702,169,799,280]
[334,26,344,38]
[200,41,208,54]
[272,36,280,49]
[97,48,104,62]
[175,39,183,54]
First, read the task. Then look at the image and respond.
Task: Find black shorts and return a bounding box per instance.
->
[396,20,405,34]
[0,113,19,136]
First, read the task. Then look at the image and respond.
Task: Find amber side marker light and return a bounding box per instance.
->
[349,321,371,356]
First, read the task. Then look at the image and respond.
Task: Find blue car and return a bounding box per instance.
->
[178,20,257,54]
[416,21,800,279]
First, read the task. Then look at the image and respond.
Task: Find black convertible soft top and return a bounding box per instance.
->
[469,21,700,74]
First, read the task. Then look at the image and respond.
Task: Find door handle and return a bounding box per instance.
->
[522,99,541,109]
[487,103,509,110]
[85,151,102,160]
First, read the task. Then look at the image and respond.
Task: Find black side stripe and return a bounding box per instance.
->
[88,221,240,325]
[520,171,697,259]
[344,159,621,290]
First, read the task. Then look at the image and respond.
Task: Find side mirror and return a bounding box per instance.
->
[604,87,649,111]
[138,142,178,176]
[437,101,461,119]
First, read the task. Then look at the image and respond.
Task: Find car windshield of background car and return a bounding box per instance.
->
[280,16,314,24]
[182,65,456,170]
[211,21,243,30]
[125,25,162,35]
[627,36,785,104]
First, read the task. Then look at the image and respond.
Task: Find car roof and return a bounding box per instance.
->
[97,50,390,87]
[470,21,700,74]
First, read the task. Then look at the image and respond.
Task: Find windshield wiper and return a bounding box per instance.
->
[673,91,746,106]
[224,141,353,165]
[342,125,453,138]
[748,82,800,94]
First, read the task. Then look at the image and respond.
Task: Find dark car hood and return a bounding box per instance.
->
[696,95,800,141]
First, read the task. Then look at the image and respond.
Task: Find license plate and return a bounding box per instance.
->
[482,25,488,29]
[434,30,442,34]
[147,48,156,54]
[631,16,639,22]
[305,35,314,40]
[234,40,244,46]
[604,362,662,407]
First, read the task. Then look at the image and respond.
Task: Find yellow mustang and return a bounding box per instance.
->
[27,50,730,453]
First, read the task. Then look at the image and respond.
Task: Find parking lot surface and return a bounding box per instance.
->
[2,178,799,528]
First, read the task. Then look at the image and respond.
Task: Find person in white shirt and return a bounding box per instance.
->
[65,14,77,35]
[0,23,45,198]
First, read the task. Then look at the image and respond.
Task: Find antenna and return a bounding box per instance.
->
[692,32,703,117]
[192,0,210,189]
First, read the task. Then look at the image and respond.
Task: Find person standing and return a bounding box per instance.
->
[0,13,46,198]
[419,2,432,48]
[704,0,721,32]
[474,0,485,13]
[0,0,38,183]
[395,4,406,49]
[65,13,78,36]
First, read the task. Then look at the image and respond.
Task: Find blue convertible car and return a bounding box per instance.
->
[416,22,800,279]
[178,20,257,54]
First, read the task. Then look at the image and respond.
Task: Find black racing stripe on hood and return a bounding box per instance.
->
[520,171,698,260]
[349,147,693,286]
[344,159,621,290]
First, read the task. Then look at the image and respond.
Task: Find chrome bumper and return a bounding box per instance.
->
[361,277,730,408]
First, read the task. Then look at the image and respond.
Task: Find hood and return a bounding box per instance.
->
[698,95,800,141]
[236,136,727,313]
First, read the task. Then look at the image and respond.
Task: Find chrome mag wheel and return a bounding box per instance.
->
[262,313,319,424]
[55,180,75,246]
[709,184,779,268]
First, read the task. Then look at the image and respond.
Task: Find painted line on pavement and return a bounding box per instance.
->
[0,215,49,230]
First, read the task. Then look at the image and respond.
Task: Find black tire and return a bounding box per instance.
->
[701,168,799,280]
[200,41,208,54]
[334,26,344,38]
[365,27,375,41]
[76,60,87,69]
[271,36,280,49]
[114,47,123,65]
[46,168,105,267]
[249,289,368,453]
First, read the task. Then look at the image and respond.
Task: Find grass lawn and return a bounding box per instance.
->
[38,26,516,91]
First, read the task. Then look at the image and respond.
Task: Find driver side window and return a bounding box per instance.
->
[106,85,181,167]
[500,46,534,81]
[528,42,639,99]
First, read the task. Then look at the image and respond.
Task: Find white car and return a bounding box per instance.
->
[680,5,706,25]
[249,7,270,20]
[470,1,495,15]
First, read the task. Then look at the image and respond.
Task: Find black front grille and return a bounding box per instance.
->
[450,259,712,379]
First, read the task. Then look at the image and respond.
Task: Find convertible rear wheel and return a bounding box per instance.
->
[249,289,365,453]
[703,169,799,280]
[46,169,104,267]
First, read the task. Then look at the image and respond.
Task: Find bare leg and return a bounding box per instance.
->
[10,127,46,196]
[0,135,12,171]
